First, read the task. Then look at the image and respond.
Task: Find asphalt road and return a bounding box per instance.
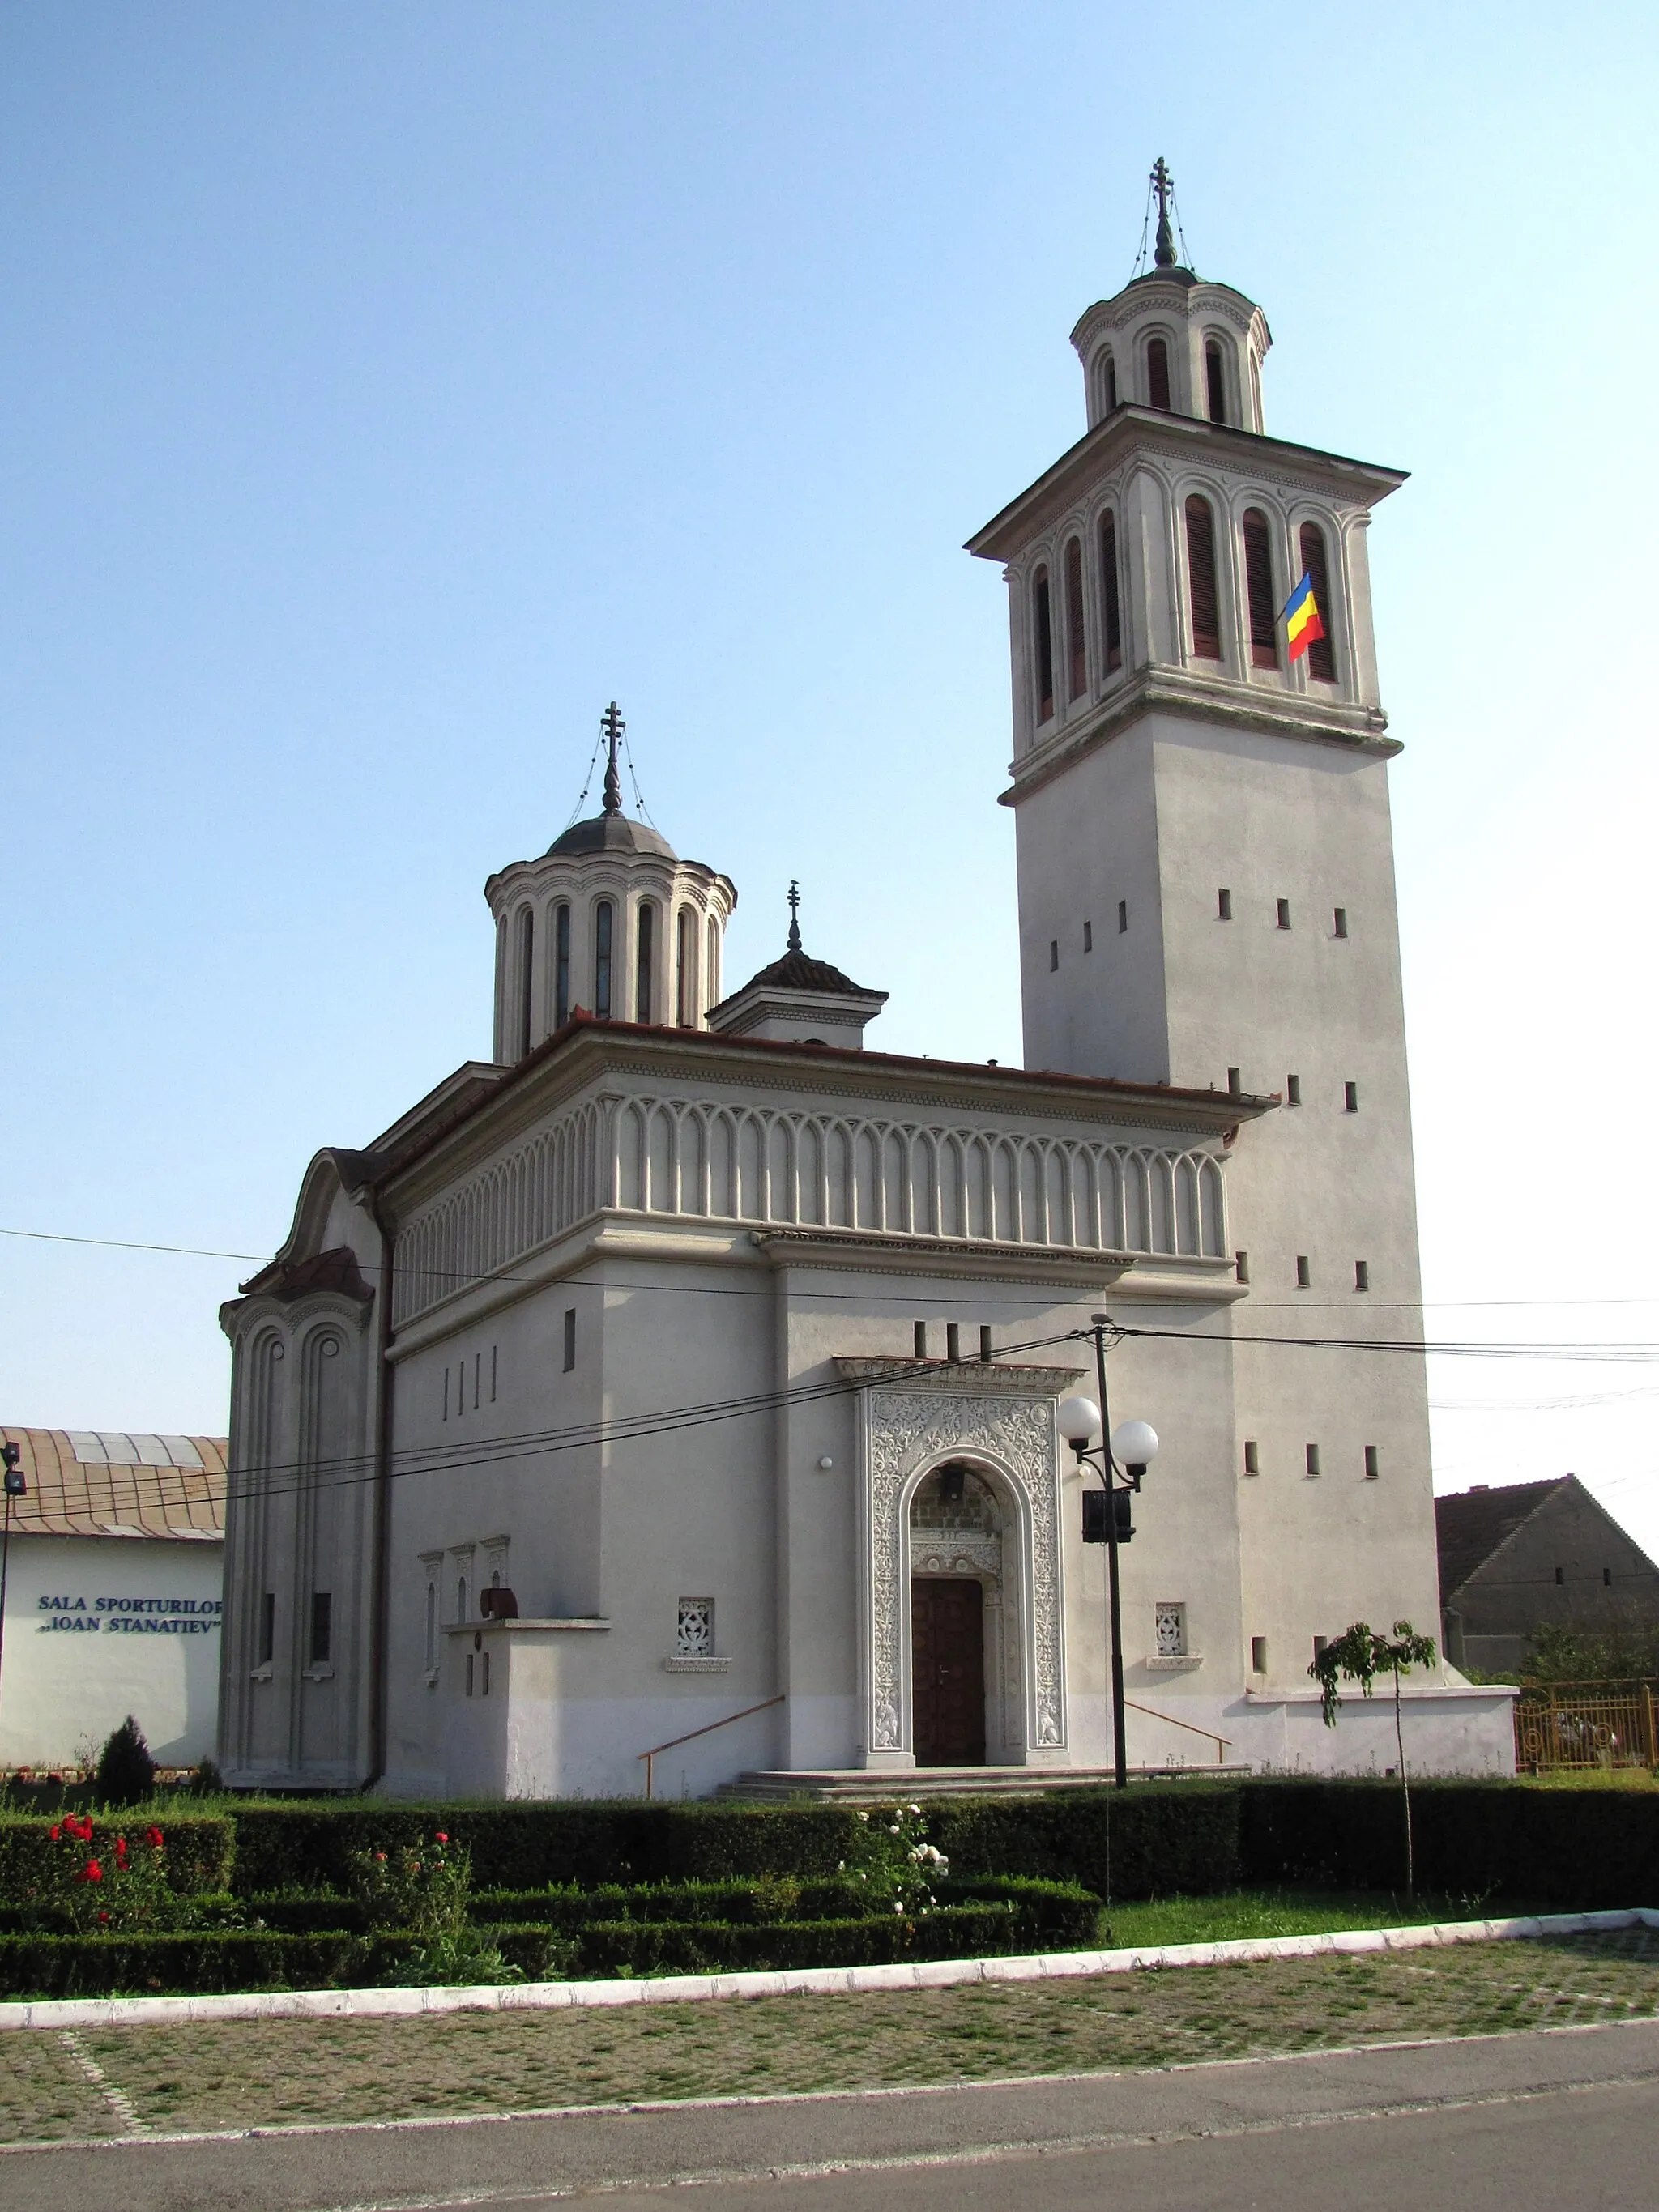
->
[4,2019,1657,2210]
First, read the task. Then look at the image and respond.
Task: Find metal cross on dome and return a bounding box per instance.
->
[1151,156,1176,268]
[787,879,803,954]
[600,701,625,816]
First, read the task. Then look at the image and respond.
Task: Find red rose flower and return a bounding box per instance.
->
[81,1860,104,1883]
[144,1826,164,1849]
[49,1824,62,1843]
[97,1911,110,1924]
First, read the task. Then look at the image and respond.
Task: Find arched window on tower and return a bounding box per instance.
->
[553,901,571,1029]
[1183,495,1222,660]
[706,915,720,1010]
[1099,510,1123,673]
[1242,509,1278,669]
[1146,336,1172,411]
[515,906,535,1057]
[676,907,692,1026]
[635,901,655,1023]
[1205,339,1228,424]
[1032,565,1055,723]
[1064,538,1086,701]
[1099,350,1118,414]
[1299,522,1338,682]
[594,900,614,1020]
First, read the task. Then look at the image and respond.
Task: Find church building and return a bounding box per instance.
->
[217,176,1516,1797]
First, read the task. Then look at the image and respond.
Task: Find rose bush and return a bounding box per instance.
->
[837,1804,949,1919]
[347,1830,524,1985]
[41,1816,179,1931]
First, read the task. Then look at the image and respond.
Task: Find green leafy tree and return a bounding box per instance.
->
[1310,1621,1438,1894]
[94,1716,156,1806]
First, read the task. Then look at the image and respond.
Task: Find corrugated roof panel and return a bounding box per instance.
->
[160,1435,204,1469]
[66,1431,108,1464]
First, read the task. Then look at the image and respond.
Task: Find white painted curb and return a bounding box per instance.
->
[2,1907,1653,2032]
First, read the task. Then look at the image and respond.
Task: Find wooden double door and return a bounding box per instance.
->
[911,1576,986,1767]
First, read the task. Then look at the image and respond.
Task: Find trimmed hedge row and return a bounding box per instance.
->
[208,1786,1239,1901]
[0,1890,1103,1997]
[1240,1779,1659,1908]
[0,1816,234,1900]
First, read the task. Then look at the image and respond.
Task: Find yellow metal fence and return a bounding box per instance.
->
[1513,1681,1659,1772]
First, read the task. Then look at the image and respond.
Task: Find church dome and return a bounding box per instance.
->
[739,945,868,996]
[547,811,676,860]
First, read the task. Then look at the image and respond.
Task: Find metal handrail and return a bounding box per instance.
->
[1124,1696,1231,1765]
[638,1694,785,1799]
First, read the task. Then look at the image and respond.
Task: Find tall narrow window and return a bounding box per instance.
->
[1305,1445,1321,1479]
[516,906,535,1057]
[634,901,655,1024]
[1242,508,1278,668]
[1205,339,1227,424]
[594,900,613,1019]
[706,917,720,1008]
[1032,565,1055,722]
[424,1583,437,1671]
[676,908,692,1026]
[1099,511,1123,671]
[563,1306,577,1373]
[1184,496,1222,659]
[309,1592,332,1666]
[1218,887,1233,920]
[1147,335,1171,411]
[1100,351,1118,413]
[257,1592,275,1668]
[1364,1446,1380,1480]
[1064,537,1086,701]
[1299,522,1337,681]
[553,902,571,1028]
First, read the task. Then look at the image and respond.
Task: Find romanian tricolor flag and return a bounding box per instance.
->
[1283,572,1325,663]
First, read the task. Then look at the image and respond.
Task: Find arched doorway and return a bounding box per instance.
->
[909,1461,1002,1766]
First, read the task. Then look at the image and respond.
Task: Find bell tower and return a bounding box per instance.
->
[968,164,1446,1687]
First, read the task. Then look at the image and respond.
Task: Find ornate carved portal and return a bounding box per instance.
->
[841,1362,1079,1770]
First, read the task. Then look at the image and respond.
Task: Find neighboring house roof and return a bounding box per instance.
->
[0,1428,227,1542]
[1435,1477,1576,1599]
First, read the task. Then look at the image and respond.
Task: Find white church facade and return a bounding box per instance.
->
[217,190,1516,1797]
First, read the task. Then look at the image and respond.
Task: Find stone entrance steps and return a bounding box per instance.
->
[714,1764,1249,1803]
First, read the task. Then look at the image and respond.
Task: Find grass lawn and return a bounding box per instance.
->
[1094,1886,1541,1947]
[3,1920,1657,2146]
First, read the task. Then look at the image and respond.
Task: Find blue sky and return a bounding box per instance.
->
[4,6,1657,1544]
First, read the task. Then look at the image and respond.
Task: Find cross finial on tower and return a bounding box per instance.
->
[1151,156,1177,268]
[786,880,802,954]
[600,701,625,816]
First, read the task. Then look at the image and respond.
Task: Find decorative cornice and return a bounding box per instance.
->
[766,1230,1138,1289]
[834,1356,1085,1395]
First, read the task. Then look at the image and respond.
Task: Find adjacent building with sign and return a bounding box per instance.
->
[0,1429,226,1772]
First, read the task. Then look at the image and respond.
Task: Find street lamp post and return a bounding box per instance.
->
[0,1443,25,1752]
[1057,1315,1159,1791]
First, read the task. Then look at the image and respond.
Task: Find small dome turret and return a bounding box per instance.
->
[484,705,736,1061]
[709,883,887,1050]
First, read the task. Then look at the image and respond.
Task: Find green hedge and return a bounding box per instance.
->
[564,1898,1098,1979]
[928,1784,1240,1900]
[1240,1779,1659,1907]
[0,1816,234,1902]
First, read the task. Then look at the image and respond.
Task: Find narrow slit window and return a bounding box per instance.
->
[424,1582,437,1670]
[1305,1444,1321,1479]
[1298,522,1337,681]
[466,1652,475,1696]
[1333,906,1349,939]
[563,1306,577,1373]
[1277,897,1292,929]
[706,917,720,1008]
[635,901,655,1024]
[1147,335,1172,411]
[1251,1635,1268,1673]
[309,1592,332,1666]
[1354,1259,1371,1291]
[1286,1073,1301,1106]
[1049,939,1059,971]
[1083,919,1093,952]
[1032,565,1055,722]
[1235,1251,1250,1284]
[1205,339,1227,424]
[1064,536,1086,701]
[1184,495,1222,659]
[481,1651,491,1696]
[1101,351,1118,412]
[1313,1634,1328,1658]
[1099,511,1123,671]
[1117,898,1128,933]
[1345,1080,1359,1112]
[553,902,571,1029]
[1218,887,1233,920]
[1555,1566,1565,1585]
[1242,508,1278,668]
[594,900,614,1020]
[1295,1255,1311,1288]
[1243,1441,1260,1475]
[676,908,692,1026]
[516,906,535,1057]
[1364,1446,1380,1480]
[258,1592,275,1668]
